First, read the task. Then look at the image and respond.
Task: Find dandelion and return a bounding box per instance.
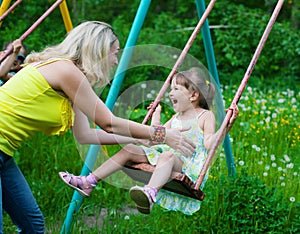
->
[263,172,268,177]
[239,160,245,166]
[265,165,270,170]
[258,161,263,165]
[141,83,147,89]
[284,154,291,162]
[290,197,295,202]
[279,176,284,180]
[263,152,268,156]
[281,182,286,187]
[278,99,285,103]
[124,215,130,220]
[293,172,298,176]
[272,113,277,118]
[265,116,271,123]
[272,163,277,167]
[146,93,153,99]
[286,163,294,169]
[270,154,276,161]
[173,54,178,59]
[278,167,283,171]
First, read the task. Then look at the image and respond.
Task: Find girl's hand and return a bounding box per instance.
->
[150,104,161,126]
[165,128,195,156]
[226,103,239,131]
[12,39,22,54]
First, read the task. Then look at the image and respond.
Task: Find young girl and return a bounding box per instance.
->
[0,21,195,233]
[59,67,239,215]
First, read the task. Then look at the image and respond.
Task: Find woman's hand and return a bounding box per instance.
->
[165,128,195,156]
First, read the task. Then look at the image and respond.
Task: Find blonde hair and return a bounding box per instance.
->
[25,21,118,87]
[174,67,215,110]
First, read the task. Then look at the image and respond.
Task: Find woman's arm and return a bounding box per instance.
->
[40,60,195,155]
[72,105,139,145]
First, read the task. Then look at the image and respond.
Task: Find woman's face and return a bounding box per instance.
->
[109,39,120,68]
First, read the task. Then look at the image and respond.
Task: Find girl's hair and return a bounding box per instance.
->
[25,21,118,87]
[174,67,215,110]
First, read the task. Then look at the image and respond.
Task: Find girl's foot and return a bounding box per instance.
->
[59,172,97,197]
[129,185,157,214]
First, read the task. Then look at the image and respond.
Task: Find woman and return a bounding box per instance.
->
[0,21,195,233]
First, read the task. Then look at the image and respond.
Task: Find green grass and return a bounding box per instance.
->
[4,82,299,233]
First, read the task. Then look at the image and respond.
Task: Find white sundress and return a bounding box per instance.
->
[141,111,209,215]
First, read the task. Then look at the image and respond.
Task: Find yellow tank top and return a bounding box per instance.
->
[0,59,74,156]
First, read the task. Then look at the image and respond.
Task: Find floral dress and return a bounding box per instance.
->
[141,111,209,215]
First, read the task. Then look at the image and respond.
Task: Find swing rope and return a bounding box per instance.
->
[0,0,64,64]
[142,0,217,124]
[194,0,285,190]
[0,0,23,23]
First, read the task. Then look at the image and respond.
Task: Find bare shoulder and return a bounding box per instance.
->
[198,110,216,130]
[201,110,215,119]
[38,60,85,90]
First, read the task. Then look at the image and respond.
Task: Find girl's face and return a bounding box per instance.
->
[109,39,120,68]
[169,78,193,113]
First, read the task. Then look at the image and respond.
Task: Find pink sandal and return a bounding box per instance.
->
[58,172,96,197]
[129,185,157,214]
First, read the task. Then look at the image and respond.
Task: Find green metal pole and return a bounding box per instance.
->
[60,1,151,233]
[195,0,236,176]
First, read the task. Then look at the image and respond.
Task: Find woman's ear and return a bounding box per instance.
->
[189,91,199,102]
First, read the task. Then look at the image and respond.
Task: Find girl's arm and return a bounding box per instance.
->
[0,43,21,81]
[202,105,239,150]
[201,111,217,150]
[72,105,139,145]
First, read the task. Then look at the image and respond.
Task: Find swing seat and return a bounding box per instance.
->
[123,163,205,201]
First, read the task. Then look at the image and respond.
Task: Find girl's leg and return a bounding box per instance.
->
[59,144,149,196]
[0,153,44,234]
[129,152,183,214]
[147,152,183,190]
[92,144,148,180]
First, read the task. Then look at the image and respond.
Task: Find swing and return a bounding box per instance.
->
[120,0,216,202]
[120,0,284,201]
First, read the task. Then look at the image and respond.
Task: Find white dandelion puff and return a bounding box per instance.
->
[284,155,291,162]
[290,197,295,202]
[286,163,294,169]
[265,165,270,170]
[271,154,276,161]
